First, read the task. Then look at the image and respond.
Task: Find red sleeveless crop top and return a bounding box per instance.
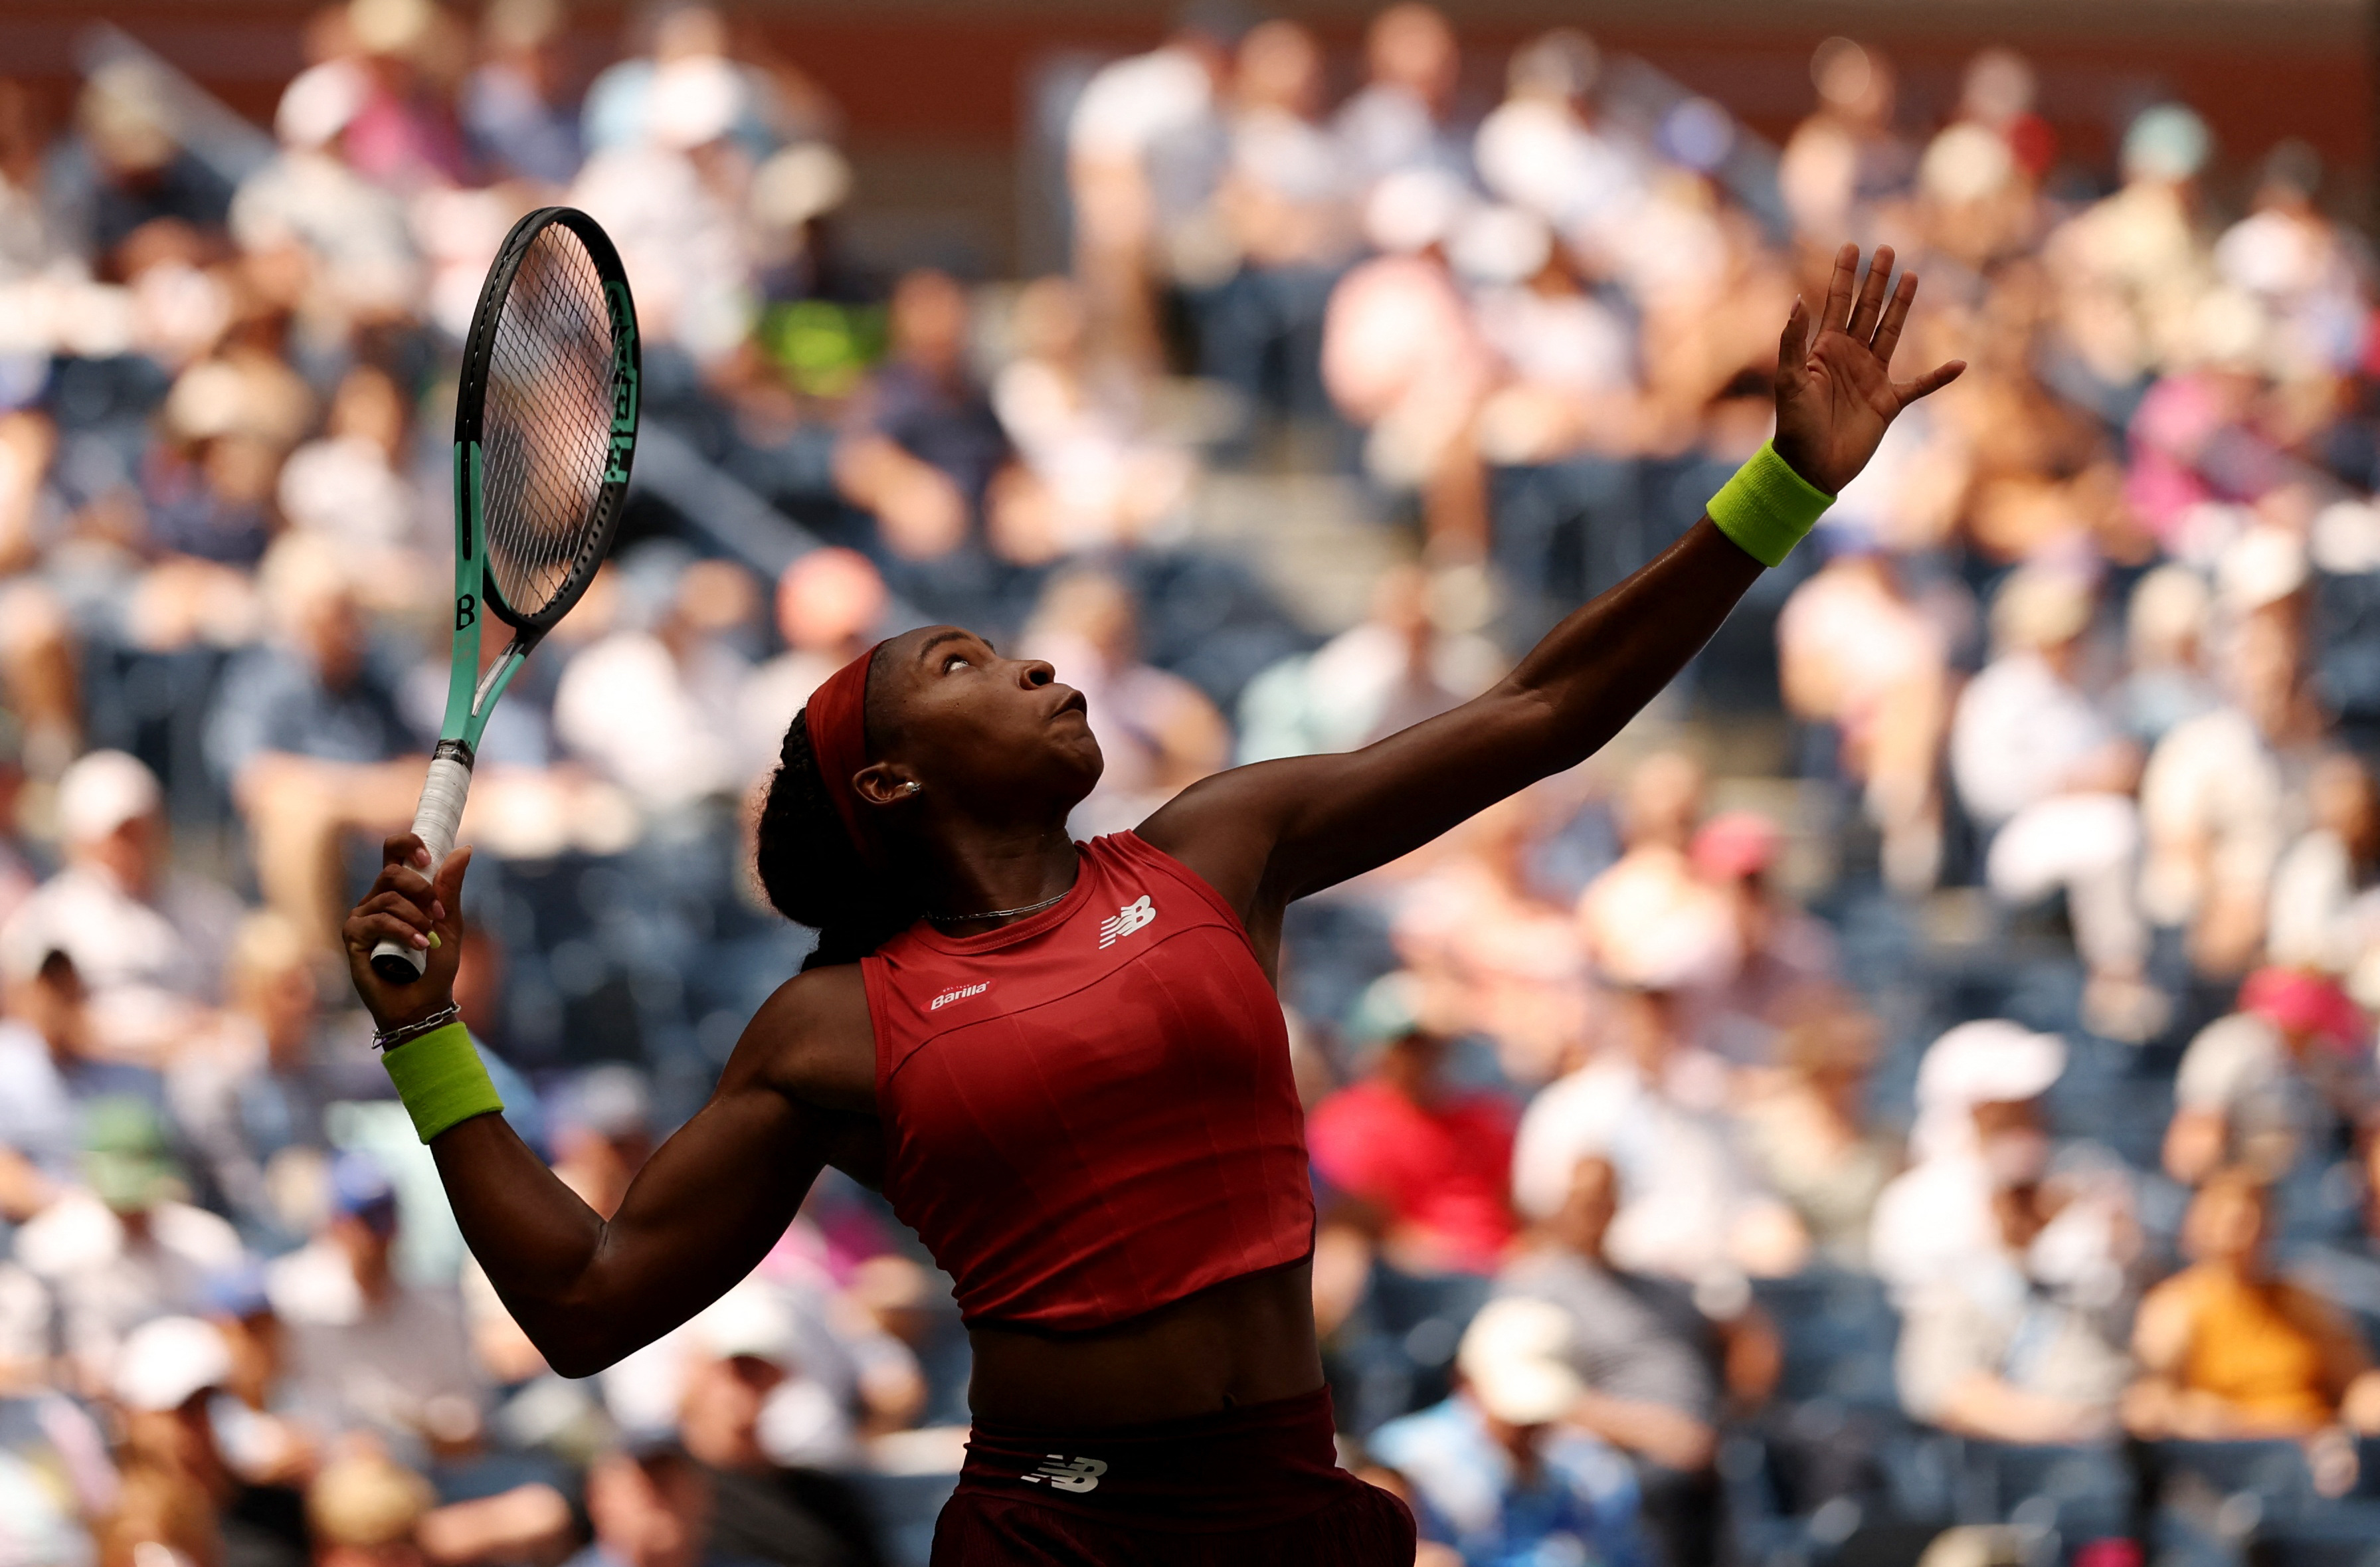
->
[858,833,1315,1331]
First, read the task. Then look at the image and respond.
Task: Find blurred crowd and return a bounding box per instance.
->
[5,0,2380,1564]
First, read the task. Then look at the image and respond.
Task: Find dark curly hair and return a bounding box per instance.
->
[755,670,918,969]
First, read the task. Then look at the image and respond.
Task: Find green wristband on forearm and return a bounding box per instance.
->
[1706,440,1834,568]
[381,1022,504,1143]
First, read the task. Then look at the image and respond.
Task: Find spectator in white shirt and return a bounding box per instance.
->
[1871,1021,2066,1304]
[0,749,241,1061]
[2165,967,2373,1188]
[2267,753,2380,1004]
[1949,565,2159,1039]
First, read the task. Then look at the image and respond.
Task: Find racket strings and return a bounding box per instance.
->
[480,224,618,619]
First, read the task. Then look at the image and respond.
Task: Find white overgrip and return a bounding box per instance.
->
[369,753,474,980]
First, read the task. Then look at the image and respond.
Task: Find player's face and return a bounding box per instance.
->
[875,626,1103,818]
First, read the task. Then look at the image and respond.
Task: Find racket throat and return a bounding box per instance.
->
[469,641,531,721]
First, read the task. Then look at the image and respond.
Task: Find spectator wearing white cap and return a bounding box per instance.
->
[601,1281,883,1567]
[112,1314,311,1567]
[1367,1295,1648,1567]
[0,747,240,1060]
[1870,1020,2068,1303]
[1949,565,2161,1040]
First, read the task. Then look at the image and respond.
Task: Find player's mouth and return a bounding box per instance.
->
[1050,688,1089,723]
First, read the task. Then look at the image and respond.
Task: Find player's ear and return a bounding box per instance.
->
[853,763,922,808]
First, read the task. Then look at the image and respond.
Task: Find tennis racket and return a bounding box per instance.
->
[369,207,639,983]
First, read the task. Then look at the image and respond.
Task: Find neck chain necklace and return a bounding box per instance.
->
[924,887,1071,927]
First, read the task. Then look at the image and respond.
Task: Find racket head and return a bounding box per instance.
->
[454,206,640,635]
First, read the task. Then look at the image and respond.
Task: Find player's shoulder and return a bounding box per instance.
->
[735,962,875,1114]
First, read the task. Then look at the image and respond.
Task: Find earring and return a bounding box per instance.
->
[903,782,921,794]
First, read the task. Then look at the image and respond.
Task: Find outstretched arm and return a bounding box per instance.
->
[343,842,877,1377]
[1141,244,1962,934]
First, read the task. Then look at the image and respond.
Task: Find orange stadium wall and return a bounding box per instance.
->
[0,0,2369,273]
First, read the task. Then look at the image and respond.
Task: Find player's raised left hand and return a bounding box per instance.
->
[1772,243,1965,497]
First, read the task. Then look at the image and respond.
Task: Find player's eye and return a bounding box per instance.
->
[943,654,971,672]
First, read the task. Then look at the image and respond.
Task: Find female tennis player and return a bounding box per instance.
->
[345,245,1959,1564]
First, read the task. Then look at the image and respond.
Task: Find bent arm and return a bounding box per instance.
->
[343,839,875,1378]
[1141,518,1762,913]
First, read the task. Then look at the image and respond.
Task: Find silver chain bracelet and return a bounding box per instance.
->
[373,1003,462,1053]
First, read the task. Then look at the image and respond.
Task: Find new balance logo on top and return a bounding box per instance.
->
[1097,895,1156,949]
[929,982,988,1012]
[1020,1454,1107,1493]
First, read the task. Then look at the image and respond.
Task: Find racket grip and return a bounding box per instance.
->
[369,751,474,984]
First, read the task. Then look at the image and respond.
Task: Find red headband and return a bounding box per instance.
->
[803,642,883,867]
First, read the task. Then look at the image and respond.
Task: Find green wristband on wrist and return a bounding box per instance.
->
[1706,440,1834,568]
[380,1021,504,1143]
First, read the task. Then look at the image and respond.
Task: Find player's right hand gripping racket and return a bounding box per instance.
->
[370,207,639,983]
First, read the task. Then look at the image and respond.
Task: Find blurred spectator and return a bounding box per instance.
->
[2,747,240,1059]
[1475,31,1633,244]
[274,363,427,600]
[1201,19,1357,420]
[0,948,163,1190]
[1895,1164,2132,1445]
[1511,973,1807,1285]
[169,911,373,1239]
[1687,810,1843,1062]
[2267,752,2380,1002]
[2116,563,2219,745]
[1020,568,1228,837]
[1871,1022,2066,1301]
[2216,140,2364,382]
[666,1283,883,1567]
[205,536,420,942]
[2139,531,2324,975]
[834,270,1014,563]
[1778,39,1914,243]
[1236,560,1505,763]
[15,1096,244,1392]
[1499,1153,1777,1566]
[2128,1171,2380,1457]
[1334,5,1471,196]
[2047,102,2218,397]
[571,47,761,367]
[2163,967,2372,1187]
[1369,1295,1649,1567]
[987,275,1194,562]
[266,1150,486,1448]
[1736,1014,1898,1269]
[50,62,234,268]
[308,1447,435,1567]
[237,57,422,328]
[571,1441,733,1567]
[739,547,887,781]
[555,555,760,812]
[1389,791,1592,1088]
[1064,9,1234,371]
[112,1313,310,1567]
[551,1064,658,1221]
[1777,546,1953,893]
[1307,974,1518,1277]
[1949,565,2161,1039]
[464,0,584,187]
[1323,168,1497,555]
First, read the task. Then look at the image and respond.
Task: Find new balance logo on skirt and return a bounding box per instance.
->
[1098,895,1156,949]
[1021,1454,1107,1493]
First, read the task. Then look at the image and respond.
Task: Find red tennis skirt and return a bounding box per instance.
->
[929,1385,1415,1566]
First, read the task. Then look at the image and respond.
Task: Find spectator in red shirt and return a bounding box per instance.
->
[1309,974,1519,1276]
